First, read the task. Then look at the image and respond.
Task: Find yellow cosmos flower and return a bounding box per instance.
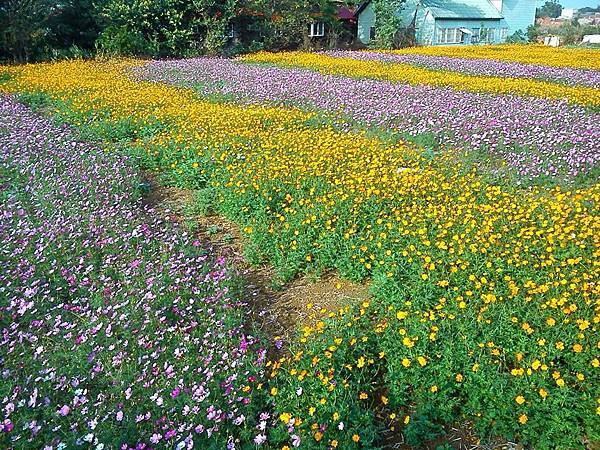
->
[519,414,528,425]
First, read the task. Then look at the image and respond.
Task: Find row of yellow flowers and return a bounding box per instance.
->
[241,51,600,107]
[1,59,598,448]
[390,44,600,70]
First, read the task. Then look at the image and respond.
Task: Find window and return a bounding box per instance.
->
[227,23,235,39]
[308,22,325,37]
[437,28,461,44]
[500,27,508,40]
[480,27,496,42]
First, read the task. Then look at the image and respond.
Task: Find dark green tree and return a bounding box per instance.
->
[536,0,563,18]
[96,0,241,56]
[371,0,406,49]
[0,0,104,62]
[0,0,50,62]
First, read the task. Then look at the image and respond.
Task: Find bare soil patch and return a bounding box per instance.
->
[140,174,370,342]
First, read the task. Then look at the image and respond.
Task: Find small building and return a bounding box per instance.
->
[578,12,600,26]
[581,34,600,44]
[307,1,357,45]
[356,0,536,45]
[536,16,569,27]
[559,8,576,19]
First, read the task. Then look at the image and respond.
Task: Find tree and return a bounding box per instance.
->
[527,24,542,42]
[48,1,103,49]
[0,0,104,62]
[240,0,341,51]
[370,0,406,49]
[536,0,563,18]
[578,5,600,14]
[0,0,50,62]
[97,0,241,56]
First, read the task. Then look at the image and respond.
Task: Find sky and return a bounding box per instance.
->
[537,0,599,9]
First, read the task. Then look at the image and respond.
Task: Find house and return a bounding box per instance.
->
[307,0,357,45]
[356,0,536,45]
[559,8,576,19]
[578,12,600,26]
[536,16,568,27]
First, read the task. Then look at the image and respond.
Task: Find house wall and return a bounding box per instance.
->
[499,0,536,36]
[416,11,436,45]
[431,18,504,45]
[357,2,376,44]
[359,0,519,46]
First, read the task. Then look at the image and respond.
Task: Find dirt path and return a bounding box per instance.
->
[140,174,371,343]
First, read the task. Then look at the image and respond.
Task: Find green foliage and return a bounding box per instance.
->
[0,0,352,60]
[528,20,600,45]
[527,24,542,42]
[96,0,204,57]
[506,30,528,43]
[96,25,155,56]
[188,188,216,216]
[0,0,103,62]
[403,408,446,447]
[536,0,563,18]
[370,0,406,49]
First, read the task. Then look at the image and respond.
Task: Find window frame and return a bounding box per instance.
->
[308,22,325,38]
[480,27,496,42]
[437,27,462,44]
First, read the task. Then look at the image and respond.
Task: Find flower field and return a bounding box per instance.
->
[1,44,599,449]
[137,58,599,184]
[241,51,600,107]
[0,96,268,449]
[386,44,600,70]
[325,51,600,87]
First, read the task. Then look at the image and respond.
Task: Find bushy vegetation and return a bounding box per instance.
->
[528,21,600,45]
[0,0,359,62]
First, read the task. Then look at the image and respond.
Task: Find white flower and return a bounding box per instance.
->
[253,434,267,445]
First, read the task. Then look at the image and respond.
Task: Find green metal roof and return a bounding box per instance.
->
[423,0,503,19]
[358,0,503,21]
